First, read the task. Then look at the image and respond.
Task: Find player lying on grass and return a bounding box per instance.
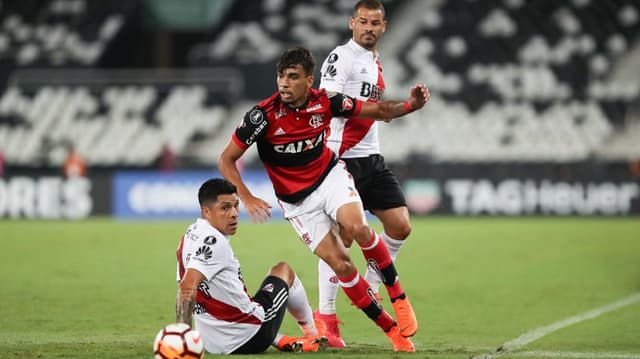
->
[175,178,327,354]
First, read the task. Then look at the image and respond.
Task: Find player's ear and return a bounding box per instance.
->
[306,74,314,87]
[382,20,387,33]
[201,205,210,220]
[349,16,355,30]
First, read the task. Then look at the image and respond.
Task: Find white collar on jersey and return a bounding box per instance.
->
[197,218,231,242]
[347,38,379,61]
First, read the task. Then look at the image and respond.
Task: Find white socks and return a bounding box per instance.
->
[364,233,405,293]
[286,275,317,335]
[317,258,339,314]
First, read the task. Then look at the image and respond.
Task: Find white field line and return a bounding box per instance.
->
[473,292,640,359]
[514,351,640,359]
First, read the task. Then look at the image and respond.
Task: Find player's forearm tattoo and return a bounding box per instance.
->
[176,292,196,324]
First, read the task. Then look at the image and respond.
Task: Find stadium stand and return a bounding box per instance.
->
[0,67,241,167]
[376,0,640,162]
[185,0,640,165]
[0,0,136,67]
[0,0,638,169]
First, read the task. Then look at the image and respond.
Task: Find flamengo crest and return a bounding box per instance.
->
[309,114,323,128]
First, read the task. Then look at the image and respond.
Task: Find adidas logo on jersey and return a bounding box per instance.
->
[274,127,286,136]
[360,68,368,74]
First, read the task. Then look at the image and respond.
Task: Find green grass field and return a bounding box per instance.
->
[1,217,639,359]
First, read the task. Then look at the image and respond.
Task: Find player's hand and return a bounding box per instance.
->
[406,84,430,111]
[242,195,272,224]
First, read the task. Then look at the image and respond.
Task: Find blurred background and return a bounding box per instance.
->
[0,0,639,220]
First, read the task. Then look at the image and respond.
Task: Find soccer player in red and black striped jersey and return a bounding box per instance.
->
[218,46,429,352]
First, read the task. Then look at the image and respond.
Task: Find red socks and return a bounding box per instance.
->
[338,270,395,331]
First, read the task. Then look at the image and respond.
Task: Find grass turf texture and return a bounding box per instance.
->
[0,217,638,358]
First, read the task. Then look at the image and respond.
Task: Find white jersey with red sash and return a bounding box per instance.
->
[320,39,386,158]
[176,218,264,354]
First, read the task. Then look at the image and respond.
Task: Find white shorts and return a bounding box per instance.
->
[279,161,363,252]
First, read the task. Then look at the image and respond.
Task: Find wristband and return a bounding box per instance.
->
[403,101,414,113]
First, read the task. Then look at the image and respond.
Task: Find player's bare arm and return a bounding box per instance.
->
[218,141,272,223]
[176,268,204,325]
[359,83,429,120]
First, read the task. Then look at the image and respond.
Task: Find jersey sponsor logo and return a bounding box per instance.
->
[327,53,338,63]
[324,65,337,78]
[306,103,322,112]
[194,302,206,314]
[186,228,198,241]
[195,245,213,260]
[203,236,216,245]
[249,109,264,125]
[273,131,325,154]
[198,282,213,298]
[341,98,354,112]
[246,120,268,145]
[360,82,382,101]
[309,114,323,128]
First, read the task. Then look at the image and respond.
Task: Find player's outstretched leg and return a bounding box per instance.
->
[356,229,418,337]
[338,270,415,352]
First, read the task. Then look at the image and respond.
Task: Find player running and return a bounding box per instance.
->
[315,0,419,347]
[218,46,429,352]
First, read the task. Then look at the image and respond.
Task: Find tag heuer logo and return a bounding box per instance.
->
[195,245,213,260]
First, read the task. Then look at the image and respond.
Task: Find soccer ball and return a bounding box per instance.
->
[153,323,204,359]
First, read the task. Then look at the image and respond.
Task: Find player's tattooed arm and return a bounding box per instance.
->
[176,269,205,325]
[176,292,196,324]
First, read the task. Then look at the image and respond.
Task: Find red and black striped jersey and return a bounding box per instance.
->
[232,88,362,203]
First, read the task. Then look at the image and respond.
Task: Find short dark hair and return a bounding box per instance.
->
[276,46,315,76]
[198,178,237,207]
[353,0,385,18]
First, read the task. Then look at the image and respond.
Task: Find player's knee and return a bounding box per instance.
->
[342,223,372,244]
[388,222,411,240]
[330,259,356,277]
[269,261,295,285]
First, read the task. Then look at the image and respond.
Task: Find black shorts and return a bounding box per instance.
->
[231,276,289,354]
[343,154,406,211]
